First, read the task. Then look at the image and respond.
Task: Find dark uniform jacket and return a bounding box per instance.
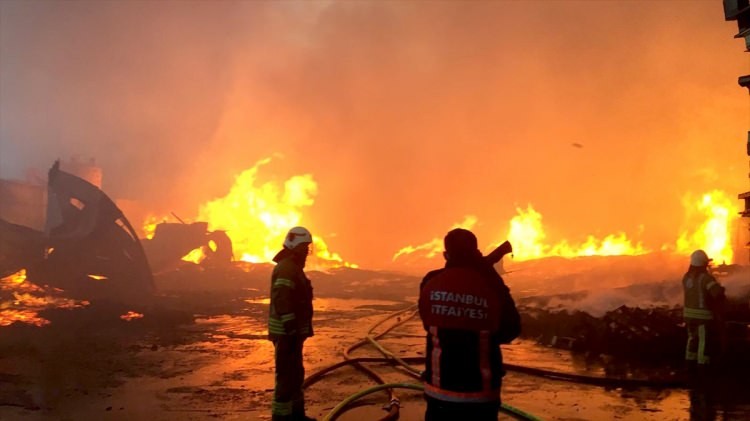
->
[268,252,314,339]
[682,269,725,321]
[419,256,520,403]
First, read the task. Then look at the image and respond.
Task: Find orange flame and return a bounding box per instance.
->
[142,215,164,240]
[393,208,647,264]
[393,190,741,266]
[392,216,478,261]
[0,270,89,327]
[120,311,144,321]
[197,157,356,269]
[181,247,207,264]
[506,205,648,261]
[675,190,740,265]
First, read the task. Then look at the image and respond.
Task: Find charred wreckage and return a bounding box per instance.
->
[0,161,233,302]
[0,161,748,371]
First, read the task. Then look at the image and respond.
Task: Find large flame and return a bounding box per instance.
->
[393,207,647,263]
[675,190,740,265]
[506,205,648,261]
[393,189,741,266]
[196,158,356,269]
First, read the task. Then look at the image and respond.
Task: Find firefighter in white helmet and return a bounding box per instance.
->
[269,227,315,421]
[682,249,726,368]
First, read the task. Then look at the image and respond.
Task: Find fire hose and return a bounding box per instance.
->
[305,304,543,420]
[302,242,689,419]
[303,301,689,420]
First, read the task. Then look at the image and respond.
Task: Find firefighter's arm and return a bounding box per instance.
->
[705,276,727,316]
[705,276,726,300]
[272,265,298,334]
[497,283,521,344]
[484,263,521,344]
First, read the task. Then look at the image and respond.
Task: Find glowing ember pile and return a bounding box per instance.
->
[0,270,89,327]
[120,311,144,321]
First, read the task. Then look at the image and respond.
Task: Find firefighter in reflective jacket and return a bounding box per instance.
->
[683,249,725,367]
[419,228,521,421]
[269,227,315,421]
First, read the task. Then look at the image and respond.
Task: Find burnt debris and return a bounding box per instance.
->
[1,161,153,301]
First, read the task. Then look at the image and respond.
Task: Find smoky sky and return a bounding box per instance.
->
[1,0,748,268]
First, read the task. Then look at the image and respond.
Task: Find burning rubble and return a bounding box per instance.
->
[39,161,153,299]
[0,156,746,420]
[0,161,155,326]
[141,221,233,273]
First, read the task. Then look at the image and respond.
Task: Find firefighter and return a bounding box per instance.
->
[683,249,726,368]
[269,226,315,421]
[418,228,520,421]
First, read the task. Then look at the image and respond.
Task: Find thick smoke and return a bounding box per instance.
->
[509,254,750,316]
[1,1,748,268]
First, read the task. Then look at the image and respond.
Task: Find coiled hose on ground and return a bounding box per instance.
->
[303,303,686,420]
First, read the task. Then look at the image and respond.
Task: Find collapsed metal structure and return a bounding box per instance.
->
[0,161,236,304]
[0,161,154,300]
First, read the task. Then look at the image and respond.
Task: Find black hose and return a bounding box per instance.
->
[303,302,687,421]
[334,305,419,421]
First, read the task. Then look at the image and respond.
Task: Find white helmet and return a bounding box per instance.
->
[284,226,312,250]
[690,249,710,267]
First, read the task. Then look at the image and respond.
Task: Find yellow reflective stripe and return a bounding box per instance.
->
[697,324,709,365]
[268,317,286,334]
[684,307,713,320]
[273,278,294,288]
[269,315,296,335]
[272,400,293,416]
[280,313,296,322]
[705,281,717,290]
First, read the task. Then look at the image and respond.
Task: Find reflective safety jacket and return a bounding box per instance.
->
[419,260,520,404]
[682,270,724,321]
[268,253,314,339]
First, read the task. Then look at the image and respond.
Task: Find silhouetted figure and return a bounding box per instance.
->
[269,227,315,421]
[683,249,725,371]
[419,229,520,421]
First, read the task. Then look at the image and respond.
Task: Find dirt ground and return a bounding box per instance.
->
[0,264,748,421]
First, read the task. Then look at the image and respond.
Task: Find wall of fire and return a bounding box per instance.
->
[724,0,750,263]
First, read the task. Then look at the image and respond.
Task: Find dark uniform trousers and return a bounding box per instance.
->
[272,336,305,420]
[685,319,717,366]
